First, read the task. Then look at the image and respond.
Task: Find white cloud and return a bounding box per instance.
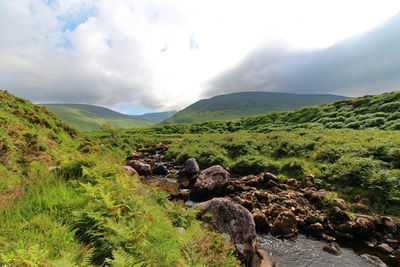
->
[0,0,399,112]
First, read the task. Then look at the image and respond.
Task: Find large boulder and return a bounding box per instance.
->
[197,198,257,264]
[127,160,151,175]
[270,211,297,237]
[184,158,200,174]
[190,165,229,201]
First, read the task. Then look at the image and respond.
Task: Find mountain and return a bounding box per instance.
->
[43,104,176,131]
[162,91,350,124]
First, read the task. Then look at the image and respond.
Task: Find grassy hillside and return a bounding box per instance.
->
[0,90,239,266]
[137,91,400,134]
[44,104,176,131]
[163,91,349,124]
[88,91,400,217]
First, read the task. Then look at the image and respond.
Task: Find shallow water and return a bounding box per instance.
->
[257,234,388,267]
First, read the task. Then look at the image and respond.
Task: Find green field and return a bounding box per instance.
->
[163,91,350,124]
[44,104,176,131]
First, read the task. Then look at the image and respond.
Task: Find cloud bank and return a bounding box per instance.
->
[207,14,400,98]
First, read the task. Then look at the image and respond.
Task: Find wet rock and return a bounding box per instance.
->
[152,163,168,175]
[190,165,230,201]
[167,173,178,179]
[360,254,387,267]
[321,234,336,242]
[197,198,257,262]
[184,158,200,174]
[305,223,324,237]
[177,177,190,188]
[251,249,273,267]
[329,206,350,223]
[153,179,179,196]
[122,165,140,178]
[333,198,349,210]
[252,213,270,233]
[178,190,189,200]
[376,243,394,254]
[270,211,297,237]
[127,160,151,175]
[323,243,341,256]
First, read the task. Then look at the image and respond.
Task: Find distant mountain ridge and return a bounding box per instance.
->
[163,91,350,124]
[44,103,176,131]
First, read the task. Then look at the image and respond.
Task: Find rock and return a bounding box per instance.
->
[167,173,178,179]
[184,158,200,174]
[286,178,298,187]
[311,189,325,202]
[122,165,140,178]
[323,243,342,256]
[190,165,230,201]
[152,163,168,175]
[305,223,324,237]
[127,160,151,175]
[176,227,186,234]
[251,249,273,267]
[252,213,270,233]
[153,179,179,196]
[270,211,297,237]
[178,190,189,200]
[353,217,376,239]
[360,198,372,206]
[238,198,254,211]
[329,206,350,223]
[378,216,398,234]
[333,198,349,210]
[360,254,387,267]
[197,198,257,262]
[177,177,190,188]
[376,243,394,254]
[353,195,361,202]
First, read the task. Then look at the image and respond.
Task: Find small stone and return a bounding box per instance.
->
[323,243,341,256]
[360,254,387,267]
[360,198,372,206]
[333,198,349,210]
[252,213,270,233]
[176,227,186,234]
[270,211,297,236]
[376,243,394,254]
[184,158,200,174]
[127,160,151,175]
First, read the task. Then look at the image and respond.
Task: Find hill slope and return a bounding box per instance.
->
[0,91,238,265]
[44,104,176,131]
[163,91,350,124]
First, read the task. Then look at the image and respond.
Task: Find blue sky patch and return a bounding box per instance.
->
[114,104,155,115]
[189,33,199,50]
[58,5,98,32]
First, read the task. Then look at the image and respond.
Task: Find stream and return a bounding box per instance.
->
[257,234,390,267]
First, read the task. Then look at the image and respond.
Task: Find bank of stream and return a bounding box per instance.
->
[124,141,399,267]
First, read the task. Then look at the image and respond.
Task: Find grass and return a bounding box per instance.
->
[0,90,240,266]
[163,91,349,124]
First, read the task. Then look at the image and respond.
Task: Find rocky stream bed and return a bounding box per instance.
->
[122,141,400,267]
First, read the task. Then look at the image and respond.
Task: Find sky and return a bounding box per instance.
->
[1,0,400,114]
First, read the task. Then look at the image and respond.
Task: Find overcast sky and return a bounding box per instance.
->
[1,1,400,114]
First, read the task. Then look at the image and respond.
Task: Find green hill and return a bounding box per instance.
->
[163,91,350,124]
[44,104,176,131]
[142,91,400,134]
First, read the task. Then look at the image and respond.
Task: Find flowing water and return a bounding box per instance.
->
[257,234,392,267]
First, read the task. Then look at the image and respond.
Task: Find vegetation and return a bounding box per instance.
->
[0,91,239,266]
[164,130,400,215]
[44,104,176,131]
[163,91,349,124]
